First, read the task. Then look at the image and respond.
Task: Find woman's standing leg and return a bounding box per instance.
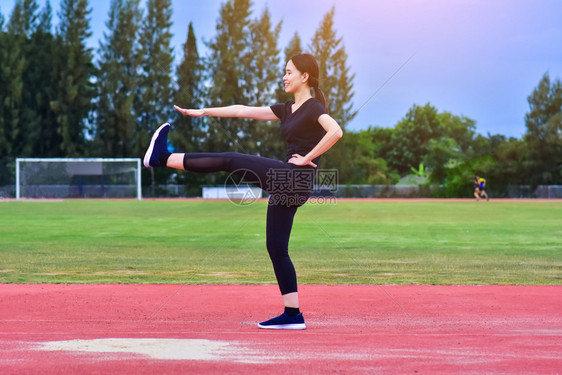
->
[257,201,306,329]
[265,201,299,297]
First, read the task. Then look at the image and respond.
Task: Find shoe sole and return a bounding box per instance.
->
[143,123,170,167]
[257,323,306,330]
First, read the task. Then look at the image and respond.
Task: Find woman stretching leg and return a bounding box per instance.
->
[144,53,343,329]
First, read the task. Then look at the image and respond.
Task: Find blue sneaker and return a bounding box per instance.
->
[257,312,306,330]
[143,123,170,167]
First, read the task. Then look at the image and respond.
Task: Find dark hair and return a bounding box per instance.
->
[290,53,327,111]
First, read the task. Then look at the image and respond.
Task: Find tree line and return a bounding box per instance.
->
[1,0,560,197]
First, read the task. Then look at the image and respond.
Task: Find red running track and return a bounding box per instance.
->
[1,284,561,374]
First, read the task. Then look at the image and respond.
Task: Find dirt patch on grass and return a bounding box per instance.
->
[93,270,148,276]
[197,271,258,279]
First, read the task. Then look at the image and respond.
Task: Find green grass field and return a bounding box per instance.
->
[0,199,560,285]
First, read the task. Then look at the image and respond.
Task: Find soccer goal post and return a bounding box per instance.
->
[16,158,142,200]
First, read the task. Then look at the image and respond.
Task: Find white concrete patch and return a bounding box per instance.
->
[38,338,265,363]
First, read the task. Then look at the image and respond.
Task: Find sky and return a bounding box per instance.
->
[1,0,561,138]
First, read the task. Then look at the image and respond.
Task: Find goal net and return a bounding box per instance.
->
[16,158,142,199]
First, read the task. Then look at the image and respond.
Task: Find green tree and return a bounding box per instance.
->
[425,112,477,183]
[492,137,528,188]
[441,154,495,198]
[0,0,60,186]
[134,0,174,157]
[338,129,395,185]
[423,136,458,183]
[437,112,476,156]
[0,1,59,187]
[284,32,302,62]
[0,5,15,184]
[25,1,60,157]
[134,0,174,194]
[171,22,203,153]
[386,103,442,174]
[308,7,355,174]
[94,0,142,157]
[171,22,206,196]
[0,0,33,162]
[1,0,58,162]
[204,0,252,155]
[471,133,505,159]
[309,6,356,127]
[244,7,281,109]
[244,7,284,159]
[370,126,395,162]
[51,0,95,156]
[524,73,562,184]
[38,1,52,30]
[6,0,38,37]
[380,103,480,184]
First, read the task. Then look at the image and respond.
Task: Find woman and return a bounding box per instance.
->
[144,53,343,330]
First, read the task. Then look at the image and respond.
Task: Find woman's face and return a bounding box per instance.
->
[283,60,308,93]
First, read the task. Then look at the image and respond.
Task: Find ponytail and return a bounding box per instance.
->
[313,86,327,112]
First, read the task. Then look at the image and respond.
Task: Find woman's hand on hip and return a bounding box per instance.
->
[288,154,317,168]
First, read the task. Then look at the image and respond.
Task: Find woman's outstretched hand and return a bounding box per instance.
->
[288,154,317,168]
[174,105,205,117]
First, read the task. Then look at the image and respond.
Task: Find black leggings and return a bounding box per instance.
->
[183,152,315,295]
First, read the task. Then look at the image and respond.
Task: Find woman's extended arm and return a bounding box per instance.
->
[288,114,343,168]
[174,104,278,121]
